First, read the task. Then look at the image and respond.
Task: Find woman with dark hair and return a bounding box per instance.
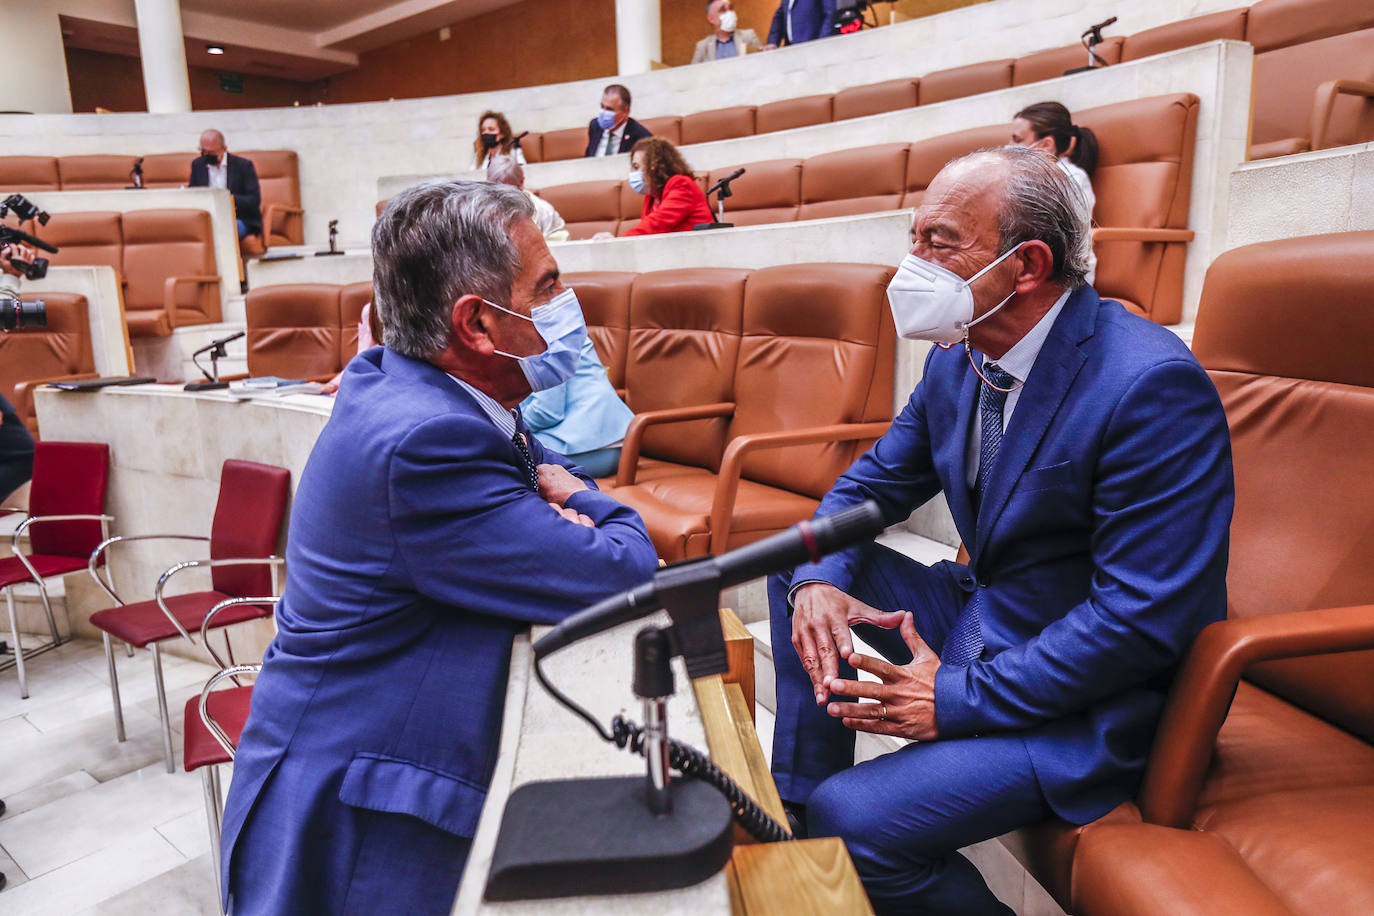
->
[622,137,713,236]
[471,110,526,171]
[1011,101,1099,282]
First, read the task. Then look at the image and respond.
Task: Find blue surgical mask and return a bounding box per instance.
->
[486,288,587,391]
[628,170,647,195]
[596,108,616,130]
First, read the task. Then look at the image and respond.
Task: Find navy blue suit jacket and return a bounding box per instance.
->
[584,116,653,157]
[767,0,837,45]
[790,288,1234,823]
[220,347,658,913]
[189,152,262,235]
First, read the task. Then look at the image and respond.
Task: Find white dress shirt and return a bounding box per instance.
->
[448,374,518,439]
[207,158,229,190]
[596,121,626,157]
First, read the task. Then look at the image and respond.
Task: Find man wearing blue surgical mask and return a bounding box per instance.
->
[221,180,657,916]
[768,147,1234,914]
[585,83,653,158]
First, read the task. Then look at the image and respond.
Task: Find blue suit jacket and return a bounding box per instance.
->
[790,288,1234,823]
[220,347,658,913]
[767,0,837,45]
[521,338,633,456]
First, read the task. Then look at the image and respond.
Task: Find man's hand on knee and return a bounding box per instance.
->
[791,583,906,706]
[824,611,941,740]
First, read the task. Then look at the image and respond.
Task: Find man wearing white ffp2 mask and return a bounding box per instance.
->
[693,0,763,63]
[768,147,1233,914]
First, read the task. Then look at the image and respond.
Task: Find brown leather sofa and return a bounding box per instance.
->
[536,92,1199,325]
[243,281,373,380]
[0,292,97,436]
[55,155,140,190]
[1015,230,1374,916]
[0,157,61,193]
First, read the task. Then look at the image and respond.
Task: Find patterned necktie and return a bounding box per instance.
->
[512,430,539,491]
[602,125,615,157]
[943,362,1016,666]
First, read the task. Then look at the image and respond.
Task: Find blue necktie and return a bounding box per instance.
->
[942,363,1015,666]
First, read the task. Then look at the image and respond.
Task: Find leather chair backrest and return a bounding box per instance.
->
[1192,230,1374,742]
[1120,7,1249,61]
[0,156,60,193]
[209,459,291,597]
[140,152,195,188]
[800,142,909,221]
[245,284,343,380]
[638,116,683,145]
[706,158,802,226]
[56,155,139,191]
[121,208,220,327]
[39,210,124,274]
[27,441,109,558]
[919,59,1014,105]
[542,126,590,162]
[339,281,374,364]
[729,263,895,499]
[624,268,748,471]
[681,106,757,145]
[517,133,544,164]
[756,95,834,134]
[239,150,302,243]
[1081,92,1200,325]
[902,123,1009,209]
[833,78,919,121]
[563,271,635,390]
[1244,0,1374,51]
[537,179,623,239]
[1013,37,1123,85]
[1250,26,1374,153]
[0,292,94,402]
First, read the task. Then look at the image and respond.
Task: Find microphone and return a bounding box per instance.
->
[706,168,745,197]
[534,500,885,660]
[512,131,529,147]
[1081,15,1116,39]
[191,330,244,357]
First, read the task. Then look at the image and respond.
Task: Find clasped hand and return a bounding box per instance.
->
[537,463,593,527]
[791,583,941,740]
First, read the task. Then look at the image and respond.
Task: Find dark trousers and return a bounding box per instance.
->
[0,394,34,502]
[769,543,1050,915]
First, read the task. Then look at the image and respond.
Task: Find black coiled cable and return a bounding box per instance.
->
[611,715,794,844]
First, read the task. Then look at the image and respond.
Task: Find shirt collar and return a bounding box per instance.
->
[979,287,1072,382]
[446,374,518,439]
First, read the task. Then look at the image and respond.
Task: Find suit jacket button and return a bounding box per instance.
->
[960,575,974,587]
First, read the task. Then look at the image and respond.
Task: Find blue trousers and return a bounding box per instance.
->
[769,543,1051,915]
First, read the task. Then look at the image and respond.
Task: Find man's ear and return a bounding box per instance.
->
[1013,240,1055,294]
[451,295,495,355]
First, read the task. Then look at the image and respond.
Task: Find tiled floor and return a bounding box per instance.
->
[0,638,222,915]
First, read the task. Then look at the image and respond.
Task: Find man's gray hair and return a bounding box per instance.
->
[486,154,523,188]
[372,179,534,358]
[949,146,1092,289]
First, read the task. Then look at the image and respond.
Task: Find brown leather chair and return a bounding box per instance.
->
[638,116,683,146]
[39,211,124,274]
[918,59,1014,105]
[121,209,222,337]
[1120,8,1249,62]
[563,271,635,392]
[1013,38,1123,86]
[541,127,589,163]
[1064,230,1374,916]
[1247,0,1374,158]
[901,123,1009,209]
[798,143,909,221]
[615,179,646,236]
[140,152,195,189]
[245,284,342,380]
[515,133,544,164]
[756,95,834,134]
[833,78,920,121]
[706,158,802,226]
[239,150,304,247]
[0,156,60,193]
[537,179,624,239]
[0,293,97,436]
[338,281,374,363]
[680,106,757,146]
[55,155,140,191]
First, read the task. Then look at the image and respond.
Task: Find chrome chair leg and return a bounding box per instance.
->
[5,587,26,699]
[125,641,134,658]
[34,578,61,649]
[202,766,226,915]
[102,631,126,742]
[151,643,175,773]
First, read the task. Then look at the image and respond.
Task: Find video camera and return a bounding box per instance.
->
[832,0,875,35]
[0,194,57,330]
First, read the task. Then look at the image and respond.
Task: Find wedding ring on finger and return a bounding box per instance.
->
[879,703,888,720]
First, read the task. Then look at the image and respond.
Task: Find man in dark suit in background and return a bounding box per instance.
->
[189,128,261,241]
[584,84,653,158]
[765,0,838,48]
[770,146,1234,913]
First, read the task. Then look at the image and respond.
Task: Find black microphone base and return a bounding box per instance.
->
[1063,64,1102,75]
[484,775,734,901]
[691,222,734,231]
[183,381,229,391]
[313,249,345,257]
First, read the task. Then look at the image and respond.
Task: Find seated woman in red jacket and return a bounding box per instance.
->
[623,137,713,236]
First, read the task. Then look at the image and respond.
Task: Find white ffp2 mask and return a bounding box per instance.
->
[719,10,738,32]
[885,244,1023,344]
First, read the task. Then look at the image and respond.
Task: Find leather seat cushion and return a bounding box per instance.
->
[89,591,269,648]
[1007,801,1141,907]
[123,309,173,339]
[183,685,253,771]
[1249,137,1312,160]
[0,554,90,588]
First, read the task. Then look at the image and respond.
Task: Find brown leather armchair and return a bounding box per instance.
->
[239,150,304,247]
[121,208,222,337]
[56,155,140,190]
[0,156,60,193]
[0,292,97,436]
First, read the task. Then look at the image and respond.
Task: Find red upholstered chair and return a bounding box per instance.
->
[0,442,112,699]
[87,459,289,772]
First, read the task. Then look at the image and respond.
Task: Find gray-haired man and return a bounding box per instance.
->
[487,155,570,242]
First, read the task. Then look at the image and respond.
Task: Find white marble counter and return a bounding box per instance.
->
[1225,142,1374,250]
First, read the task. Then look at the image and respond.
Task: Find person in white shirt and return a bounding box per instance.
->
[470,110,527,172]
[693,0,763,63]
[486,155,569,243]
[1009,102,1099,285]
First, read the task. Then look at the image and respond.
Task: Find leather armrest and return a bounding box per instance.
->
[708,421,890,554]
[615,402,736,486]
[1310,79,1374,151]
[263,202,304,247]
[1138,603,1374,828]
[1092,227,1195,244]
[13,373,99,435]
[163,275,222,328]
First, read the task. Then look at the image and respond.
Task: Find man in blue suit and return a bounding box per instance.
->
[770,147,1234,914]
[765,0,837,47]
[220,180,659,914]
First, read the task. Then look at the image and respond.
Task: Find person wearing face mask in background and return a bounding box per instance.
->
[220,180,657,916]
[620,137,713,236]
[693,0,763,63]
[1009,101,1099,284]
[189,128,261,242]
[470,110,527,171]
[766,146,1233,915]
[584,84,652,158]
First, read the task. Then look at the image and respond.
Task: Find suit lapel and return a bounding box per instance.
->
[973,288,1098,563]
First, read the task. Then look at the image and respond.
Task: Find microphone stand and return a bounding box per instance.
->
[184,332,244,391]
[315,219,344,256]
[1065,20,1115,75]
[692,175,739,231]
[126,159,144,190]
